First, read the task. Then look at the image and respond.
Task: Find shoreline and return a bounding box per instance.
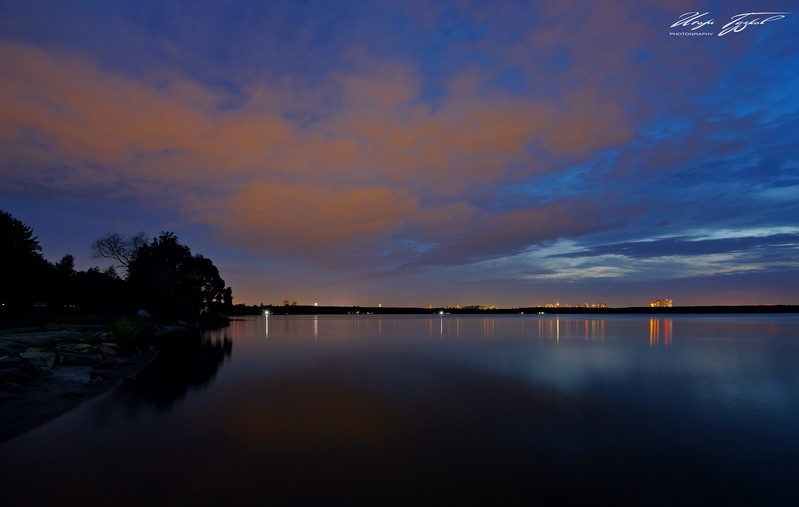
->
[262,304,799,315]
[0,323,185,445]
[0,353,157,444]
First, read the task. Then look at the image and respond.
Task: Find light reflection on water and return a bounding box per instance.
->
[1,314,798,505]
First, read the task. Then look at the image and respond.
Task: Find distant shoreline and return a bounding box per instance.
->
[261,305,799,316]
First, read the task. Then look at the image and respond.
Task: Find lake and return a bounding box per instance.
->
[2,314,798,505]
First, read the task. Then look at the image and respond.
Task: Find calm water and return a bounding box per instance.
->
[2,314,799,505]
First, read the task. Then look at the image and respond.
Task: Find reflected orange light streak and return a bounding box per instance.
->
[649,318,673,347]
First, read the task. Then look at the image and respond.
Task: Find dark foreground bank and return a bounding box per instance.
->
[0,323,193,444]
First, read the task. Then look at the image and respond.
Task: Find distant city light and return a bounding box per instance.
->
[650,298,673,307]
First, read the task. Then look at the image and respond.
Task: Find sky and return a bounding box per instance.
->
[1,0,797,308]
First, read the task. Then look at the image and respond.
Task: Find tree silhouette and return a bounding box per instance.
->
[90,232,147,274]
[72,266,128,312]
[127,232,227,318]
[50,254,77,308]
[1,210,49,311]
[1,212,232,319]
[1,210,42,258]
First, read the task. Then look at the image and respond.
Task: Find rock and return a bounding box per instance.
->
[95,356,125,368]
[20,348,57,370]
[0,356,22,368]
[97,345,118,356]
[60,343,94,353]
[0,364,42,382]
[51,365,93,384]
[58,351,108,366]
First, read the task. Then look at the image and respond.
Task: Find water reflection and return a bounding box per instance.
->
[650,318,673,347]
[1,314,798,506]
[259,314,624,344]
[255,314,689,349]
[123,328,232,411]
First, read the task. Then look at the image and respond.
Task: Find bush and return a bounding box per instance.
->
[105,318,155,352]
[106,319,135,348]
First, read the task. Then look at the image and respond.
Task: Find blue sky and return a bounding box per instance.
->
[1,0,797,307]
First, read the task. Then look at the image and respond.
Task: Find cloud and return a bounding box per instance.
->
[560,232,799,260]
[510,228,799,284]
[3,0,795,295]
[195,181,419,266]
[0,40,637,273]
[2,1,798,306]
[0,42,293,188]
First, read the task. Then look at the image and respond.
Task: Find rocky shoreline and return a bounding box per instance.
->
[0,323,184,444]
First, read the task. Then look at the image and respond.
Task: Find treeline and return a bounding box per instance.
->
[1,210,234,321]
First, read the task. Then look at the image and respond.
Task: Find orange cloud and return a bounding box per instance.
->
[195,181,419,264]
[543,91,632,155]
[333,61,419,109]
[0,40,632,270]
[0,42,292,181]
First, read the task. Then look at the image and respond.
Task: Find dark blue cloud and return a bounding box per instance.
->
[552,234,799,260]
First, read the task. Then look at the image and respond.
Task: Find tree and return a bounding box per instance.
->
[180,254,226,314]
[126,232,227,318]
[49,254,77,307]
[73,267,128,312]
[55,254,75,275]
[222,287,233,307]
[0,210,49,311]
[1,210,42,259]
[90,232,147,273]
